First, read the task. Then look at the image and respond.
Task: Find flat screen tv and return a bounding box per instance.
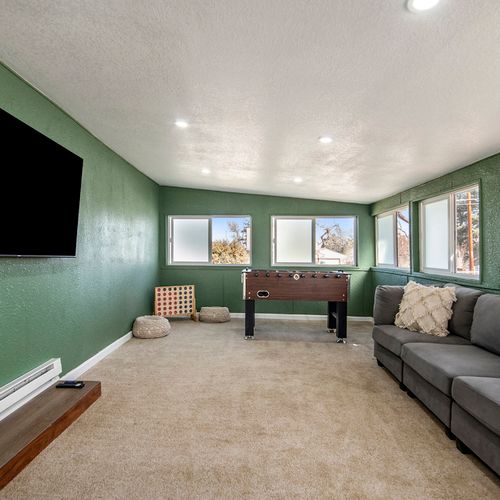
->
[0,108,84,257]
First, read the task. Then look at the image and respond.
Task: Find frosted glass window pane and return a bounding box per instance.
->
[275,219,312,263]
[377,215,395,265]
[424,199,449,270]
[172,218,209,262]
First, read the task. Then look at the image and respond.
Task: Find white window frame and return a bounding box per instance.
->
[420,184,480,279]
[375,205,410,269]
[271,215,358,267]
[168,215,252,266]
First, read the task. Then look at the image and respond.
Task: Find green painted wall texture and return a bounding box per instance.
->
[371,155,500,295]
[3,59,499,390]
[0,64,160,386]
[159,187,375,316]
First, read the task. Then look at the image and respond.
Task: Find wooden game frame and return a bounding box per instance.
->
[154,285,197,320]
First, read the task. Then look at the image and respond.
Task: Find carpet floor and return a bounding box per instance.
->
[2,319,499,499]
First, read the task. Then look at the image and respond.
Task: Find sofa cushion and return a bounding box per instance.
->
[452,376,500,435]
[470,294,500,355]
[444,284,483,339]
[373,285,404,325]
[373,324,470,357]
[401,344,500,396]
[395,281,456,336]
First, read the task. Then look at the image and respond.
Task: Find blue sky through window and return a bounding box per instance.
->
[212,217,250,241]
[315,217,354,244]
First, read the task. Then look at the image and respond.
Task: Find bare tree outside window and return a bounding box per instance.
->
[455,187,480,274]
[211,217,251,264]
[396,208,410,268]
[315,217,355,266]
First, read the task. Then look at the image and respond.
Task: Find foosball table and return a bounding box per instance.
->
[241,269,350,342]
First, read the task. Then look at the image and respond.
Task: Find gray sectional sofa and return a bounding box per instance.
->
[372,284,500,475]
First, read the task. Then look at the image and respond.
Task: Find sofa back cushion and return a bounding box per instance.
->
[444,284,483,339]
[373,285,404,325]
[470,294,500,355]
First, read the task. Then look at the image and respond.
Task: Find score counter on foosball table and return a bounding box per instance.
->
[241,269,350,342]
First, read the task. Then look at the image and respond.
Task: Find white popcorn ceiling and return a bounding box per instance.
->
[1,1,500,203]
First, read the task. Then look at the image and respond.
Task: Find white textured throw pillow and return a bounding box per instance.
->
[395,281,457,337]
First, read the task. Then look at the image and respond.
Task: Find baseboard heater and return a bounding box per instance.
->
[0,358,62,421]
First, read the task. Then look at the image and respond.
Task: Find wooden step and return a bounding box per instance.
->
[0,380,101,489]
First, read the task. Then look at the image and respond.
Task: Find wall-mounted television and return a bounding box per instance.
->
[0,108,84,257]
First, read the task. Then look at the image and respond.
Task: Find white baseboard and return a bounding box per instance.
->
[63,331,132,380]
[346,316,374,322]
[230,312,373,322]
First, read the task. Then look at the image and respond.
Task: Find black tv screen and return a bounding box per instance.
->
[0,108,83,257]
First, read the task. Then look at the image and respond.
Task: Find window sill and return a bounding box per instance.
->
[371,267,482,286]
[162,264,369,272]
[165,263,251,268]
[371,267,410,274]
[271,264,358,269]
[374,265,410,271]
[417,270,481,283]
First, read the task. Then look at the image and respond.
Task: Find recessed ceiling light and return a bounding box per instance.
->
[293,177,303,184]
[407,0,440,13]
[201,168,211,175]
[175,119,189,129]
[318,135,333,144]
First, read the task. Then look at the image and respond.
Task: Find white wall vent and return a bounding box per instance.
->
[0,358,62,421]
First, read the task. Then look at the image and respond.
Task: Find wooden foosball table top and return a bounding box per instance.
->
[242,269,349,302]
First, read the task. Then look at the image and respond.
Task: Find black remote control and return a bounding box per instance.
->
[56,380,85,389]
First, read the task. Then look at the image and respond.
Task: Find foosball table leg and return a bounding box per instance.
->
[327,301,336,333]
[244,299,255,339]
[328,301,347,343]
[336,302,347,343]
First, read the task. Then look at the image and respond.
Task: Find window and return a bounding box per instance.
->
[397,208,411,268]
[420,185,480,277]
[272,216,357,266]
[376,206,410,268]
[168,216,251,265]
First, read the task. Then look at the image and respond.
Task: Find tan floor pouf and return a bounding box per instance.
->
[133,315,171,338]
[199,306,231,323]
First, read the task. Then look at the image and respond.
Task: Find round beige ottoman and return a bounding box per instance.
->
[133,315,171,338]
[199,306,231,323]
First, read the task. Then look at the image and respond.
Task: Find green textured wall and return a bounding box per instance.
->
[0,64,160,386]
[159,187,375,316]
[371,155,500,294]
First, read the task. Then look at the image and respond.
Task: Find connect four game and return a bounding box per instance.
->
[154,285,197,320]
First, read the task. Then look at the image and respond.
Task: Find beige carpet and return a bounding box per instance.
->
[2,319,499,499]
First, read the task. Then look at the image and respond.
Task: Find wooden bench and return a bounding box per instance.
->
[0,381,101,489]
